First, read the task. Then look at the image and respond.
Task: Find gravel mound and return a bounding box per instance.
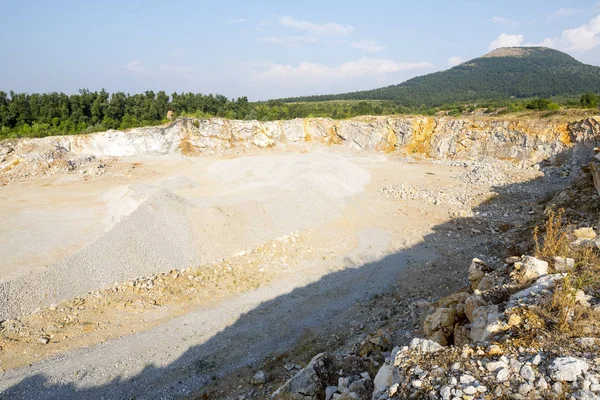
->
[0,188,200,319]
[208,151,370,199]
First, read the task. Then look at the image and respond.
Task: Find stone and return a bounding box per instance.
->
[373,364,393,396]
[497,368,510,382]
[553,256,575,272]
[553,382,563,394]
[38,337,50,345]
[424,307,456,333]
[251,371,266,386]
[412,379,422,388]
[573,390,600,400]
[325,386,338,400]
[477,275,496,292]
[507,274,566,308]
[271,353,329,399]
[536,376,548,390]
[470,305,504,342]
[532,354,542,365]
[574,227,597,239]
[486,360,508,372]
[514,256,548,282]
[388,383,399,397]
[460,375,475,384]
[468,258,490,290]
[440,385,452,400]
[409,338,443,354]
[518,383,532,395]
[575,290,592,307]
[464,294,486,323]
[520,365,535,381]
[463,386,477,395]
[549,357,590,382]
[338,377,350,389]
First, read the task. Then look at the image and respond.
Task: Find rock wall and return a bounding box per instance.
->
[2,115,600,183]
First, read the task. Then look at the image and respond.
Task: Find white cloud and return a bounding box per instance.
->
[488,33,524,50]
[448,56,465,66]
[560,15,600,51]
[254,58,433,83]
[278,16,354,36]
[555,8,577,17]
[536,15,600,52]
[159,65,196,73]
[124,61,144,73]
[257,36,320,46]
[351,40,386,52]
[491,16,517,25]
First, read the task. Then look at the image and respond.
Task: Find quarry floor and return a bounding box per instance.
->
[0,147,551,399]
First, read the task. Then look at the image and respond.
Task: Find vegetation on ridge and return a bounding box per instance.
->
[280,47,600,107]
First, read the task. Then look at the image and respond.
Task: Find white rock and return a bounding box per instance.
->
[518,256,549,281]
[507,273,566,308]
[470,305,504,342]
[550,357,590,382]
[251,371,266,386]
[460,375,475,384]
[520,365,536,381]
[532,354,542,365]
[440,386,452,400]
[373,364,393,394]
[463,386,477,395]
[497,368,510,382]
[553,256,575,272]
[536,376,548,390]
[388,383,399,397]
[412,379,422,388]
[486,360,508,372]
[409,338,443,354]
[518,382,532,395]
[325,386,338,400]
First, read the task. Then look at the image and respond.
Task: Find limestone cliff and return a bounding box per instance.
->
[1,115,600,183]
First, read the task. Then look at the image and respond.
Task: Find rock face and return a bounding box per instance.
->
[2,115,600,183]
[550,357,590,382]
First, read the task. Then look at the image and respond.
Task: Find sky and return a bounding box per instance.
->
[1,0,600,101]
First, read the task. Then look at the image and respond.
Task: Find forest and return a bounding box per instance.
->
[281,48,600,106]
[0,89,598,140]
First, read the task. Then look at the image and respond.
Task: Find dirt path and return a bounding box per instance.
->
[0,149,552,399]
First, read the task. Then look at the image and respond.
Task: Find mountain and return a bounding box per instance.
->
[280,47,600,106]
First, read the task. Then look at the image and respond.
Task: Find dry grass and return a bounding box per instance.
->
[533,208,600,331]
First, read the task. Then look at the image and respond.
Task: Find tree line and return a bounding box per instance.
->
[1,89,599,141]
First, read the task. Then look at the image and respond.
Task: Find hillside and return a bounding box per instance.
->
[281,47,600,106]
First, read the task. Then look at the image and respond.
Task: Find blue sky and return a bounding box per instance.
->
[1,0,599,100]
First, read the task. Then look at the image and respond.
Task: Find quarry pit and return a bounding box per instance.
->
[0,115,599,399]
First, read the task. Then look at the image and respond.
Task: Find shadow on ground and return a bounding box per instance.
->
[0,146,593,400]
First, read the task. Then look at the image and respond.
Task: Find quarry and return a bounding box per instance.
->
[1,114,600,400]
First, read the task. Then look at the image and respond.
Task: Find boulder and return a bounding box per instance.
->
[507,274,566,308]
[372,364,394,396]
[468,258,490,290]
[271,353,331,399]
[470,305,504,342]
[513,256,548,283]
[549,357,589,382]
[465,294,487,323]
[409,338,443,354]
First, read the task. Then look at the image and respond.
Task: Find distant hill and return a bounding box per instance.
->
[280,47,600,106]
